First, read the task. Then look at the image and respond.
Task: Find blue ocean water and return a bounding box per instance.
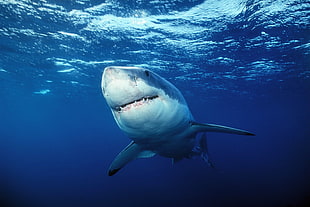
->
[1,0,309,206]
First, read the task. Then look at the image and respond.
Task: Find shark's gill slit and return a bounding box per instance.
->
[115,95,159,112]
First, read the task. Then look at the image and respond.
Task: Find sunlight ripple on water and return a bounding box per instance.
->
[0,0,309,97]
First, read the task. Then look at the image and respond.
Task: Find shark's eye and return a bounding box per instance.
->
[144,70,150,77]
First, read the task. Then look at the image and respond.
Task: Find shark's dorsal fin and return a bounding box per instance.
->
[191,121,255,136]
[108,141,155,176]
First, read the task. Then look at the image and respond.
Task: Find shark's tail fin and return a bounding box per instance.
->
[192,133,215,168]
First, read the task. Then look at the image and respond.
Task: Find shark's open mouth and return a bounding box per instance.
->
[115,95,159,112]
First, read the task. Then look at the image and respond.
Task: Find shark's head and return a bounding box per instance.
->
[101,66,192,140]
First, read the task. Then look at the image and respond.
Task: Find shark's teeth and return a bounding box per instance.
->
[116,95,159,112]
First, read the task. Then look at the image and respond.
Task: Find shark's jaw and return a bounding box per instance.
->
[114,95,159,113]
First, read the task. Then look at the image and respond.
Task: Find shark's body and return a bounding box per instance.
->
[101,66,254,176]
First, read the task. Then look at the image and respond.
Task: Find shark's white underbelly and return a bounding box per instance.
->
[112,97,195,158]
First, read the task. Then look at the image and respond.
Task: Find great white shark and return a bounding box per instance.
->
[101,66,255,176]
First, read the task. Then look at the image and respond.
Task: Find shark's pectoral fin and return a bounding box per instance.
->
[191,121,255,136]
[108,141,155,176]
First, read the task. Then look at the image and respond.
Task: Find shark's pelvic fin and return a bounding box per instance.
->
[191,133,215,168]
[198,133,215,168]
[191,121,255,136]
[108,141,155,176]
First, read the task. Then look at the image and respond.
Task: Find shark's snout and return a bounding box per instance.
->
[101,67,126,96]
[101,67,118,89]
[101,66,156,112]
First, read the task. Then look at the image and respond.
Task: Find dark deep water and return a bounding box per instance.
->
[1,0,310,207]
